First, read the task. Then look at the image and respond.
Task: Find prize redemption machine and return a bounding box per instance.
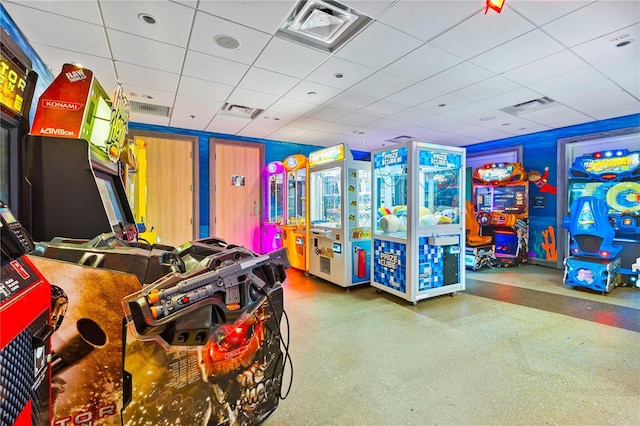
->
[466,162,529,270]
[1,31,38,219]
[563,149,640,293]
[262,161,285,254]
[0,202,52,426]
[23,63,138,243]
[371,142,465,304]
[281,154,309,271]
[308,144,371,288]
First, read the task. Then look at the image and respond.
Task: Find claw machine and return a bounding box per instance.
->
[281,154,309,270]
[371,141,465,304]
[308,144,371,288]
[262,160,285,254]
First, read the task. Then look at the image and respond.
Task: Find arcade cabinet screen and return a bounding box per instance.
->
[94,171,127,226]
[0,206,17,224]
[494,231,519,258]
[475,185,527,214]
[569,181,640,216]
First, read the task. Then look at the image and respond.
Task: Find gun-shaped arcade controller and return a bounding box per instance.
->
[123,246,289,349]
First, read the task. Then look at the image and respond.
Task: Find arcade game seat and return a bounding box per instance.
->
[563,196,623,293]
[464,201,494,271]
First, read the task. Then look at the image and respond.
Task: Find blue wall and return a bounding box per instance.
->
[466,113,640,263]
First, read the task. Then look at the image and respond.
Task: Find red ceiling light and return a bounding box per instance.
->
[485,0,505,14]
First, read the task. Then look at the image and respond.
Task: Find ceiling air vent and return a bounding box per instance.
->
[385,135,414,144]
[500,96,557,116]
[218,103,264,120]
[130,100,171,117]
[277,0,372,52]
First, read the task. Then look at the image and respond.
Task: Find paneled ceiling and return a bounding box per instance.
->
[4,0,639,152]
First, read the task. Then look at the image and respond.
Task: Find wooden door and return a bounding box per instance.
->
[212,140,263,252]
[138,135,194,247]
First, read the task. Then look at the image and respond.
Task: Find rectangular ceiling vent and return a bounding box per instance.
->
[385,135,414,144]
[130,100,171,117]
[219,103,264,120]
[277,0,372,52]
[500,96,557,116]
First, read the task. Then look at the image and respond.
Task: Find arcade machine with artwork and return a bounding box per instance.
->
[1,30,38,219]
[23,63,138,243]
[563,149,640,293]
[125,137,158,244]
[371,141,465,304]
[262,161,285,254]
[281,154,309,271]
[0,201,52,426]
[308,144,371,288]
[466,162,529,270]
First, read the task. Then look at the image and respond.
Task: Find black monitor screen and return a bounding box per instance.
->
[476,185,527,215]
[94,171,126,226]
[494,232,519,258]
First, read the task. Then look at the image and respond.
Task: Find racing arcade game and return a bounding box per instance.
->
[23,63,137,243]
[563,149,640,293]
[466,162,529,270]
[1,201,52,426]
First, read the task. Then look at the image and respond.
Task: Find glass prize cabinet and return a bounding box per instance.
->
[281,154,309,271]
[372,141,465,304]
[308,144,371,288]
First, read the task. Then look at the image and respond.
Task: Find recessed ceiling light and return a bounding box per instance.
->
[616,39,634,47]
[501,122,510,126]
[518,127,527,131]
[307,91,317,96]
[479,116,496,121]
[437,103,446,108]
[138,13,156,24]
[214,34,241,49]
[334,72,344,79]
[190,115,196,119]
[361,140,366,144]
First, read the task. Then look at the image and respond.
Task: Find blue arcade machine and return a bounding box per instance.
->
[563,149,640,293]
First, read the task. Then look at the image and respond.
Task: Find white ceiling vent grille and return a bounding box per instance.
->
[385,135,414,144]
[277,0,372,52]
[500,96,557,116]
[218,103,264,120]
[130,100,171,117]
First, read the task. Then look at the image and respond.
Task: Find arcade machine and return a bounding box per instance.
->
[23,63,138,243]
[466,162,529,270]
[371,141,465,304]
[281,154,308,271]
[562,149,640,293]
[1,30,38,219]
[308,144,371,288]
[262,161,285,254]
[0,201,52,426]
[125,137,158,244]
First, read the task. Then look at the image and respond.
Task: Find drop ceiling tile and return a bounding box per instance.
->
[267,98,317,115]
[182,50,249,86]
[501,50,587,86]
[188,11,271,64]
[378,1,481,42]
[305,105,352,121]
[289,117,331,130]
[305,57,376,89]
[238,68,299,96]
[170,110,215,132]
[226,87,278,109]
[267,126,312,143]
[4,0,102,24]
[108,29,186,74]
[415,94,471,114]
[115,62,180,92]
[2,4,111,57]
[499,122,552,136]
[385,84,445,107]
[430,6,535,59]
[206,115,250,134]
[359,100,407,118]
[385,107,436,125]
[334,21,423,69]
[254,38,329,78]
[570,23,640,65]
[177,76,234,101]
[361,118,404,132]
[523,105,595,128]
[420,62,494,93]
[324,91,377,110]
[349,72,413,99]
[125,85,176,106]
[591,55,640,99]
[30,43,116,90]
[543,1,640,47]
[196,0,297,34]
[383,44,464,82]
[335,112,379,127]
[129,112,171,127]
[529,67,607,99]
[470,30,566,74]
[173,94,223,116]
[293,129,337,145]
[347,0,397,18]
[548,79,638,114]
[452,76,522,102]
[100,0,195,47]
[320,122,365,137]
[285,81,343,104]
[480,87,545,110]
[238,114,296,139]
[508,1,592,26]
